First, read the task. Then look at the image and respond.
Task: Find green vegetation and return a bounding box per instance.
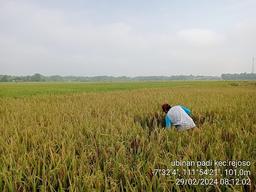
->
[0,81,255,191]
[1,72,256,83]
[0,81,232,98]
[221,73,256,80]
[0,73,221,82]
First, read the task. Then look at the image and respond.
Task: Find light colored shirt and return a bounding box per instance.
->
[165,105,196,130]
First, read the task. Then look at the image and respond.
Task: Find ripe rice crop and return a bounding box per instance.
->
[0,81,255,191]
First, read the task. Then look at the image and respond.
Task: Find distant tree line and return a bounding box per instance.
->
[0,73,255,82]
[0,73,46,82]
[221,73,256,80]
[0,73,221,82]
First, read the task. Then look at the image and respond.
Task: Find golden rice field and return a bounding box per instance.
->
[0,81,255,191]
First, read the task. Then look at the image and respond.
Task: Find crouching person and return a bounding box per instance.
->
[162,103,196,131]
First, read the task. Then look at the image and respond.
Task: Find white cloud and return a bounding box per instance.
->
[177,28,224,47]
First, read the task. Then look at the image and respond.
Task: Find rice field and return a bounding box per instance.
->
[0,81,255,191]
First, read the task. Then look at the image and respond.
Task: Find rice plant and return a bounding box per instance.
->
[0,81,255,191]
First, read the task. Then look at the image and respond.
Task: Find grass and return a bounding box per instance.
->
[0,81,233,98]
[0,81,255,191]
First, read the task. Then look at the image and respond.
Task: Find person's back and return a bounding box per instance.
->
[162,103,196,131]
[167,105,195,131]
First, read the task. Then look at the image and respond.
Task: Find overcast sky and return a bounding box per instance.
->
[0,0,256,76]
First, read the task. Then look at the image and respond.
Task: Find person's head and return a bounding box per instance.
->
[162,103,171,113]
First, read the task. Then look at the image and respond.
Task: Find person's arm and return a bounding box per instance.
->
[181,105,192,116]
[165,115,172,128]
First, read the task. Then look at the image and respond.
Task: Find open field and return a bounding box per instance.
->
[0,81,255,191]
[0,81,235,97]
